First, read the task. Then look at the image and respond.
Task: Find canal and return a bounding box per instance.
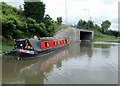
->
[2,41,118,84]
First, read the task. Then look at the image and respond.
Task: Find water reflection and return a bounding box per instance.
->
[93,43,112,58]
[80,41,93,57]
[2,48,68,84]
[94,44,111,48]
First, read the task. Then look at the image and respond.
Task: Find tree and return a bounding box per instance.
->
[87,20,94,30]
[105,30,119,37]
[26,17,37,37]
[23,2,45,23]
[77,19,94,30]
[43,14,53,28]
[94,24,100,31]
[57,17,62,25]
[43,14,56,36]
[101,20,111,33]
[77,19,84,29]
[82,20,87,29]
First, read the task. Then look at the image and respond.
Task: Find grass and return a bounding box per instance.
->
[94,29,118,42]
[55,25,71,33]
[2,39,14,52]
[2,46,14,52]
[0,42,2,53]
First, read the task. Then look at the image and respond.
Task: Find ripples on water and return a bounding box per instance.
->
[2,42,118,84]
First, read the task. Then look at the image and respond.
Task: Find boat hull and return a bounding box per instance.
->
[12,44,69,60]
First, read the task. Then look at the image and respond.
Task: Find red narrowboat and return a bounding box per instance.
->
[12,37,69,59]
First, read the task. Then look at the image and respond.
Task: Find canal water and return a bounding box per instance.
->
[2,41,118,84]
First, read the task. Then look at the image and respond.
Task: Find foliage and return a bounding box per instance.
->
[94,29,118,42]
[26,17,37,37]
[2,2,19,15]
[77,19,87,29]
[23,2,45,23]
[94,24,101,31]
[2,2,58,40]
[87,20,94,30]
[1,2,58,52]
[18,5,23,15]
[77,19,94,30]
[77,19,119,38]
[105,30,120,37]
[57,17,62,25]
[43,14,57,36]
[97,20,119,37]
[2,15,23,39]
[100,20,111,33]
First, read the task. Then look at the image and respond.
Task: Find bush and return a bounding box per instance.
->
[13,30,24,39]
[2,15,25,39]
[2,2,58,41]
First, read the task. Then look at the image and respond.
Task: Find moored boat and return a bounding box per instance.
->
[12,37,69,59]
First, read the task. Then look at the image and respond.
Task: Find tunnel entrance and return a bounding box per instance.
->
[80,31,92,40]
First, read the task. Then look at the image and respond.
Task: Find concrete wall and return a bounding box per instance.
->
[54,27,94,42]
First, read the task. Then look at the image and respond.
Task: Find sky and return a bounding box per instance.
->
[2,0,119,30]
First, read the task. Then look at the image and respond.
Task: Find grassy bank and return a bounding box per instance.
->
[94,29,118,42]
[2,46,14,52]
[0,42,2,53]
[2,39,14,52]
[55,25,71,33]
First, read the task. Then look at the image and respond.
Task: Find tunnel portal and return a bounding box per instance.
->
[54,27,94,42]
[80,31,93,40]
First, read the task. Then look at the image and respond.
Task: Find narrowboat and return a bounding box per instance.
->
[12,37,69,59]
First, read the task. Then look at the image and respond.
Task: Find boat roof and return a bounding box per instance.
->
[15,37,67,41]
[15,39,26,41]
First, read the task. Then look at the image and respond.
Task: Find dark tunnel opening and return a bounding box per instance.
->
[80,31,92,40]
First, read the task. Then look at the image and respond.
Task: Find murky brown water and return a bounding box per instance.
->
[2,41,118,84]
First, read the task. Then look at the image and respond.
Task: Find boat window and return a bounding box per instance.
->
[45,42,49,47]
[47,42,49,46]
[58,41,60,44]
[54,41,56,45]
